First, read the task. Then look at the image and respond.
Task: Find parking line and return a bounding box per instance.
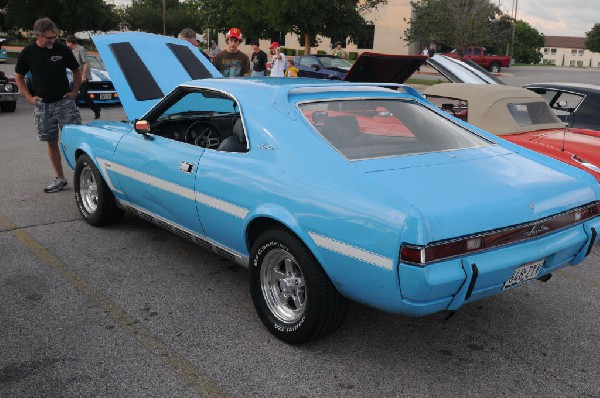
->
[0,212,230,398]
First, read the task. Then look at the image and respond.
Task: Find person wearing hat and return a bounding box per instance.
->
[332,41,346,59]
[250,40,268,76]
[212,28,250,77]
[268,41,286,77]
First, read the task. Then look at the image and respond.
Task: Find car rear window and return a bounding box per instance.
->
[299,99,492,160]
[506,101,561,126]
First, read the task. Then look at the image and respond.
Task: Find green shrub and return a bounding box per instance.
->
[349,52,358,60]
[316,49,326,55]
[297,49,304,55]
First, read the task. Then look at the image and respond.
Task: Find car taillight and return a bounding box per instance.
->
[401,202,600,266]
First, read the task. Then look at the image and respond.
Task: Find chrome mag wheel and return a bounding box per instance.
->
[260,248,306,323]
[79,165,99,214]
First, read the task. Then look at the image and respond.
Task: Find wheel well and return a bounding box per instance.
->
[246,217,298,252]
[74,149,86,160]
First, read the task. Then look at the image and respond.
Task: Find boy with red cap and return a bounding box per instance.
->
[212,28,250,77]
[268,41,286,77]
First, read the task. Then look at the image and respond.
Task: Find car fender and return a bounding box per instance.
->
[61,123,131,191]
[244,201,407,313]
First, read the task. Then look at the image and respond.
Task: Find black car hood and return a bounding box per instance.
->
[343,52,428,84]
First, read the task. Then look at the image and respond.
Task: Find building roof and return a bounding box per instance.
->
[544,36,586,49]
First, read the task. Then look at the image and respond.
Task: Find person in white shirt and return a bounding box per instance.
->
[268,41,286,77]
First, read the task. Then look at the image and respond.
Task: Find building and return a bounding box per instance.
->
[541,36,600,67]
[217,0,420,57]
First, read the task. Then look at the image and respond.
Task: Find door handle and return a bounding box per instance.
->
[180,162,194,173]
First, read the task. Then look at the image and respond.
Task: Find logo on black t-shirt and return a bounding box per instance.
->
[50,56,63,62]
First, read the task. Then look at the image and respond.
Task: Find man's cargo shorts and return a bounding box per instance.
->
[34,97,82,142]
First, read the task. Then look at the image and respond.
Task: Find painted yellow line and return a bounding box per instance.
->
[0,212,230,398]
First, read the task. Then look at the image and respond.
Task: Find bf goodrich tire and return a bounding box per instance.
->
[249,228,348,344]
[74,154,124,226]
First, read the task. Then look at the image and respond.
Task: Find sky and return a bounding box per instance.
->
[500,0,600,37]
[109,0,600,38]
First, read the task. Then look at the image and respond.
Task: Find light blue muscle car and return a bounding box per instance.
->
[60,32,600,344]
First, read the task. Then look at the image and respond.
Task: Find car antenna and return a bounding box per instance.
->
[561,108,573,152]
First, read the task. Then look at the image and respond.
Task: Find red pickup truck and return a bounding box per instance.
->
[442,46,511,73]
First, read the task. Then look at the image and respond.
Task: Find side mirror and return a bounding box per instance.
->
[135,120,150,133]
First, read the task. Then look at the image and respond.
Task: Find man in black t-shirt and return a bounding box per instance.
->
[15,18,82,193]
[249,40,268,76]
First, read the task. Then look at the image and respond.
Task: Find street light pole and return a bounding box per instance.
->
[510,0,518,58]
[163,0,166,35]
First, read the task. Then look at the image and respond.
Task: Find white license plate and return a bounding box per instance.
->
[99,93,111,100]
[503,259,544,290]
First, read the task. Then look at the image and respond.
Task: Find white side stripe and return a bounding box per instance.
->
[108,161,196,200]
[309,232,394,270]
[97,158,248,219]
[195,192,248,218]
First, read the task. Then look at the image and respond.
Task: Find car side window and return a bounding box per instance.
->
[552,92,584,114]
[299,57,318,67]
[425,95,469,121]
[149,89,248,153]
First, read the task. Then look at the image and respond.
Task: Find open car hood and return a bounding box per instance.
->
[92,32,222,121]
[427,54,503,84]
[343,52,428,84]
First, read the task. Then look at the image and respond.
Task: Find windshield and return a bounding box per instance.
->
[299,99,492,161]
[319,57,352,69]
[87,55,105,70]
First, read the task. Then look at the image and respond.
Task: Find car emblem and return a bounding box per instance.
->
[529,202,535,209]
[524,224,550,237]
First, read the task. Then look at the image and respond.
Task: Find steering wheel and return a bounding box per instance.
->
[185,121,221,149]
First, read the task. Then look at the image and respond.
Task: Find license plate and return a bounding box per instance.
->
[503,259,544,290]
[99,93,111,100]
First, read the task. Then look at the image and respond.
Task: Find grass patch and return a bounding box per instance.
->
[405,78,443,86]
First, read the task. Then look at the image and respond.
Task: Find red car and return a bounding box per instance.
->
[424,83,600,182]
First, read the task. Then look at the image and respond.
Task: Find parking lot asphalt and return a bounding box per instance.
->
[1,62,600,397]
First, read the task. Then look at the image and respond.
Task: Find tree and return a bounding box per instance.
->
[585,23,600,53]
[513,20,544,64]
[4,0,119,34]
[123,0,204,37]
[404,0,509,57]
[191,0,387,55]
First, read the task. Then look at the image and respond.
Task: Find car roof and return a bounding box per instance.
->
[524,82,600,95]
[182,77,421,106]
[424,83,565,135]
[297,54,337,58]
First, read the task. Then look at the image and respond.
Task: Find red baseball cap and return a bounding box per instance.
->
[269,42,280,49]
[226,27,242,40]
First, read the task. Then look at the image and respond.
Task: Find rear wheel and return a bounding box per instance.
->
[250,228,348,344]
[489,62,501,73]
[0,101,16,112]
[74,154,124,226]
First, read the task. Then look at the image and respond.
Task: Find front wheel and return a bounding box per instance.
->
[250,228,348,344]
[74,154,124,226]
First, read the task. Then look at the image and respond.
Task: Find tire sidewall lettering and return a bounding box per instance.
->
[273,315,305,334]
